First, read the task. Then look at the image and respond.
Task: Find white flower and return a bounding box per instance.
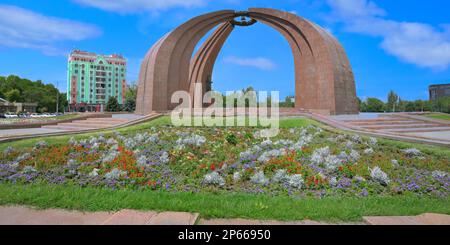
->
[123,138,137,149]
[349,150,360,162]
[15,153,30,164]
[391,159,400,168]
[250,171,269,185]
[402,148,422,158]
[34,141,47,149]
[329,177,338,187]
[176,134,206,148]
[159,151,170,164]
[101,150,119,164]
[272,169,289,183]
[110,144,119,151]
[203,172,225,186]
[257,149,286,163]
[233,172,241,182]
[89,136,98,145]
[324,155,342,171]
[370,166,390,185]
[22,165,37,174]
[136,156,148,168]
[106,138,118,145]
[287,174,304,189]
[146,134,159,144]
[327,137,337,143]
[368,137,378,146]
[89,168,100,177]
[3,146,14,155]
[260,139,273,148]
[364,148,374,155]
[431,170,447,179]
[336,134,346,141]
[91,143,100,150]
[351,134,362,143]
[105,168,126,180]
[310,146,330,165]
[345,141,353,150]
[274,140,294,147]
[67,159,78,167]
[68,137,77,145]
[239,150,254,161]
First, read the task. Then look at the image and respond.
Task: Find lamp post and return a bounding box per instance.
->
[56,81,59,113]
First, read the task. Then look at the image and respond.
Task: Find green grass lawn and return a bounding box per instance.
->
[0,116,449,222]
[0,183,448,222]
[424,113,450,121]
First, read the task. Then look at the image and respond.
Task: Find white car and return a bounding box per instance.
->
[30,113,42,118]
[4,112,18,118]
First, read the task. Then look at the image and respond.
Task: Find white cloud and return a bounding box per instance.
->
[73,0,207,14]
[0,5,101,55]
[326,0,450,70]
[224,56,277,71]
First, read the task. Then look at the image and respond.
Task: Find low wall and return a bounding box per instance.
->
[0,114,112,130]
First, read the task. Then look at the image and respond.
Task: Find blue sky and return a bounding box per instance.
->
[1,0,450,101]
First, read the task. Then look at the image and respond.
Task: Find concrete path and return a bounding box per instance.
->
[0,113,160,143]
[0,128,67,138]
[198,218,361,225]
[0,206,198,225]
[1,206,448,225]
[363,213,450,225]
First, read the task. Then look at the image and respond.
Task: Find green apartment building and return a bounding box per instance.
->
[67,50,127,112]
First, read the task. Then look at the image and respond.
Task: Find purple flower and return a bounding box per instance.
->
[360,189,369,197]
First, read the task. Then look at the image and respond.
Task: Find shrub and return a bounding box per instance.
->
[225,133,238,145]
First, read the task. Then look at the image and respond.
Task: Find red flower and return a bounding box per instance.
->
[210,164,216,171]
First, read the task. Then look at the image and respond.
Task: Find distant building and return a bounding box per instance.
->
[67,50,127,112]
[429,83,450,101]
[0,97,37,113]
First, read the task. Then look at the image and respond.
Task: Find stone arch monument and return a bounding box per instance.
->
[135,8,358,115]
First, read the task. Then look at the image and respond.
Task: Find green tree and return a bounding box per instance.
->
[124,84,137,112]
[0,75,62,112]
[5,89,21,102]
[365,98,385,112]
[280,96,295,108]
[387,90,399,112]
[123,99,136,112]
[433,96,450,113]
[106,96,121,112]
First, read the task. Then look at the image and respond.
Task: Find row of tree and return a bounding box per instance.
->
[0,75,67,113]
[3,75,447,114]
[105,83,137,112]
[359,90,450,113]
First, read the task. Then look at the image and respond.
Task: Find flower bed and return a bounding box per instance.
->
[1,123,449,199]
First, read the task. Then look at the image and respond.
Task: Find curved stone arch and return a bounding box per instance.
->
[136,8,358,115]
[189,22,234,106]
[136,10,236,113]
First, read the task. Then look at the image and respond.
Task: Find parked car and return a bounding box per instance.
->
[0,113,6,118]
[43,113,55,117]
[18,113,30,118]
[30,113,42,118]
[4,112,18,118]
